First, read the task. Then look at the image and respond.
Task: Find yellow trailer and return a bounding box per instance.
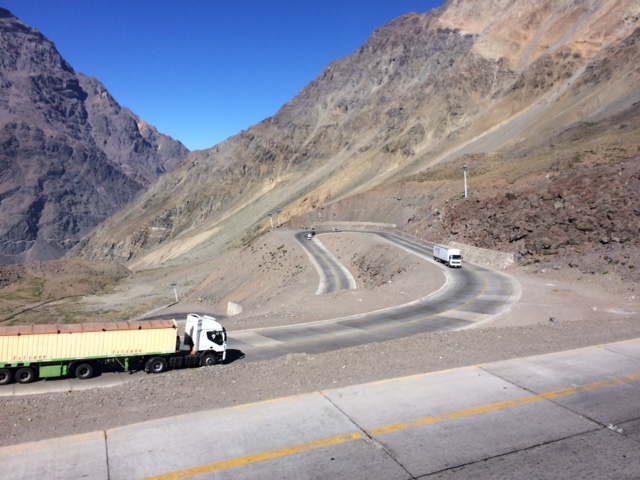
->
[0,320,178,364]
[0,315,226,385]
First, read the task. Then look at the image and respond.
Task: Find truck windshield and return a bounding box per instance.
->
[206,330,225,346]
[451,255,462,260]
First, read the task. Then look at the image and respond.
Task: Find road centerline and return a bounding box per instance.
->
[141,370,640,480]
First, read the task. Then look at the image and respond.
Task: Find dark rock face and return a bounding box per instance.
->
[0,8,189,263]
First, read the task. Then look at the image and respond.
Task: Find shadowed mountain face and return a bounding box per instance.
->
[0,8,189,264]
[46,1,640,281]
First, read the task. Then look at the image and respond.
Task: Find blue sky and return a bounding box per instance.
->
[3,1,444,151]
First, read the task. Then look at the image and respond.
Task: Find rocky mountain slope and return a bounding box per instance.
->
[0,8,189,264]
[70,0,640,288]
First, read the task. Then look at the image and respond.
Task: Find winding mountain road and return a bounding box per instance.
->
[229,231,521,360]
[0,231,520,394]
[295,231,357,294]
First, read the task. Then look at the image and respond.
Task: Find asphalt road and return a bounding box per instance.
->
[295,231,357,294]
[229,232,520,361]
[0,231,520,394]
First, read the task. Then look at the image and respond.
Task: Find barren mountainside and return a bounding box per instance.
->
[68,0,639,283]
[0,8,189,264]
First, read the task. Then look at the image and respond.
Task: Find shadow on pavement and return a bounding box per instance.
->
[223,349,245,364]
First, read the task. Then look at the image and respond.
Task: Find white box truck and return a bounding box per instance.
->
[433,245,462,268]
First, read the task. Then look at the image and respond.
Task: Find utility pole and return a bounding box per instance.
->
[462,164,468,199]
[171,282,179,302]
[276,210,281,227]
[268,212,274,229]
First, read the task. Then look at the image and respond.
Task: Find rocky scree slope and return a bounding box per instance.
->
[0,8,188,264]
[71,0,640,280]
[311,108,640,286]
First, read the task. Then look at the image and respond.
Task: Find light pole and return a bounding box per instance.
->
[276,210,281,227]
[462,164,468,199]
[171,282,179,302]
[267,212,274,229]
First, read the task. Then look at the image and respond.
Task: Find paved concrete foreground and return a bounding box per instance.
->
[2,338,640,480]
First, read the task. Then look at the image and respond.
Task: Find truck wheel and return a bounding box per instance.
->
[200,353,217,367]
[15,367,35,384]
[75,363,94,380]
[0,368,12,385]
[146,357,167,374]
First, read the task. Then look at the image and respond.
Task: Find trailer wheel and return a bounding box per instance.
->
[15,367,35,384]
[146,357,167,374]
[200,353,217,367]
[0,368,12,385]
[74,363,94,380]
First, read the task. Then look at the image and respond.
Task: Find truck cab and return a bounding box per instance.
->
[184,314,227,361]
[433,245,463,268]
[447,252,462,267]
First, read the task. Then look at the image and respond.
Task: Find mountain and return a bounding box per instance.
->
[72,0,639,281]
[0,8,189,264]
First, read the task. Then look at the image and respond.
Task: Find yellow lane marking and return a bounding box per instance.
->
[144,371,640,480]
[371,372,640,436]
[146,432,363,480]
[369,394,543,436]
[542,373,640,399]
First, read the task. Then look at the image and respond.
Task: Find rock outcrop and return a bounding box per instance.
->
[0,8,189,263]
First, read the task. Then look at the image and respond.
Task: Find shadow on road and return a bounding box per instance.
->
[223,349,245,364]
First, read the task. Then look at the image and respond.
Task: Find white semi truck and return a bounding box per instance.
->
[0,313,226,384]
[433,244,462,268]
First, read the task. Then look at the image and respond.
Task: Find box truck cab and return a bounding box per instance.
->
[433,245,462,268]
